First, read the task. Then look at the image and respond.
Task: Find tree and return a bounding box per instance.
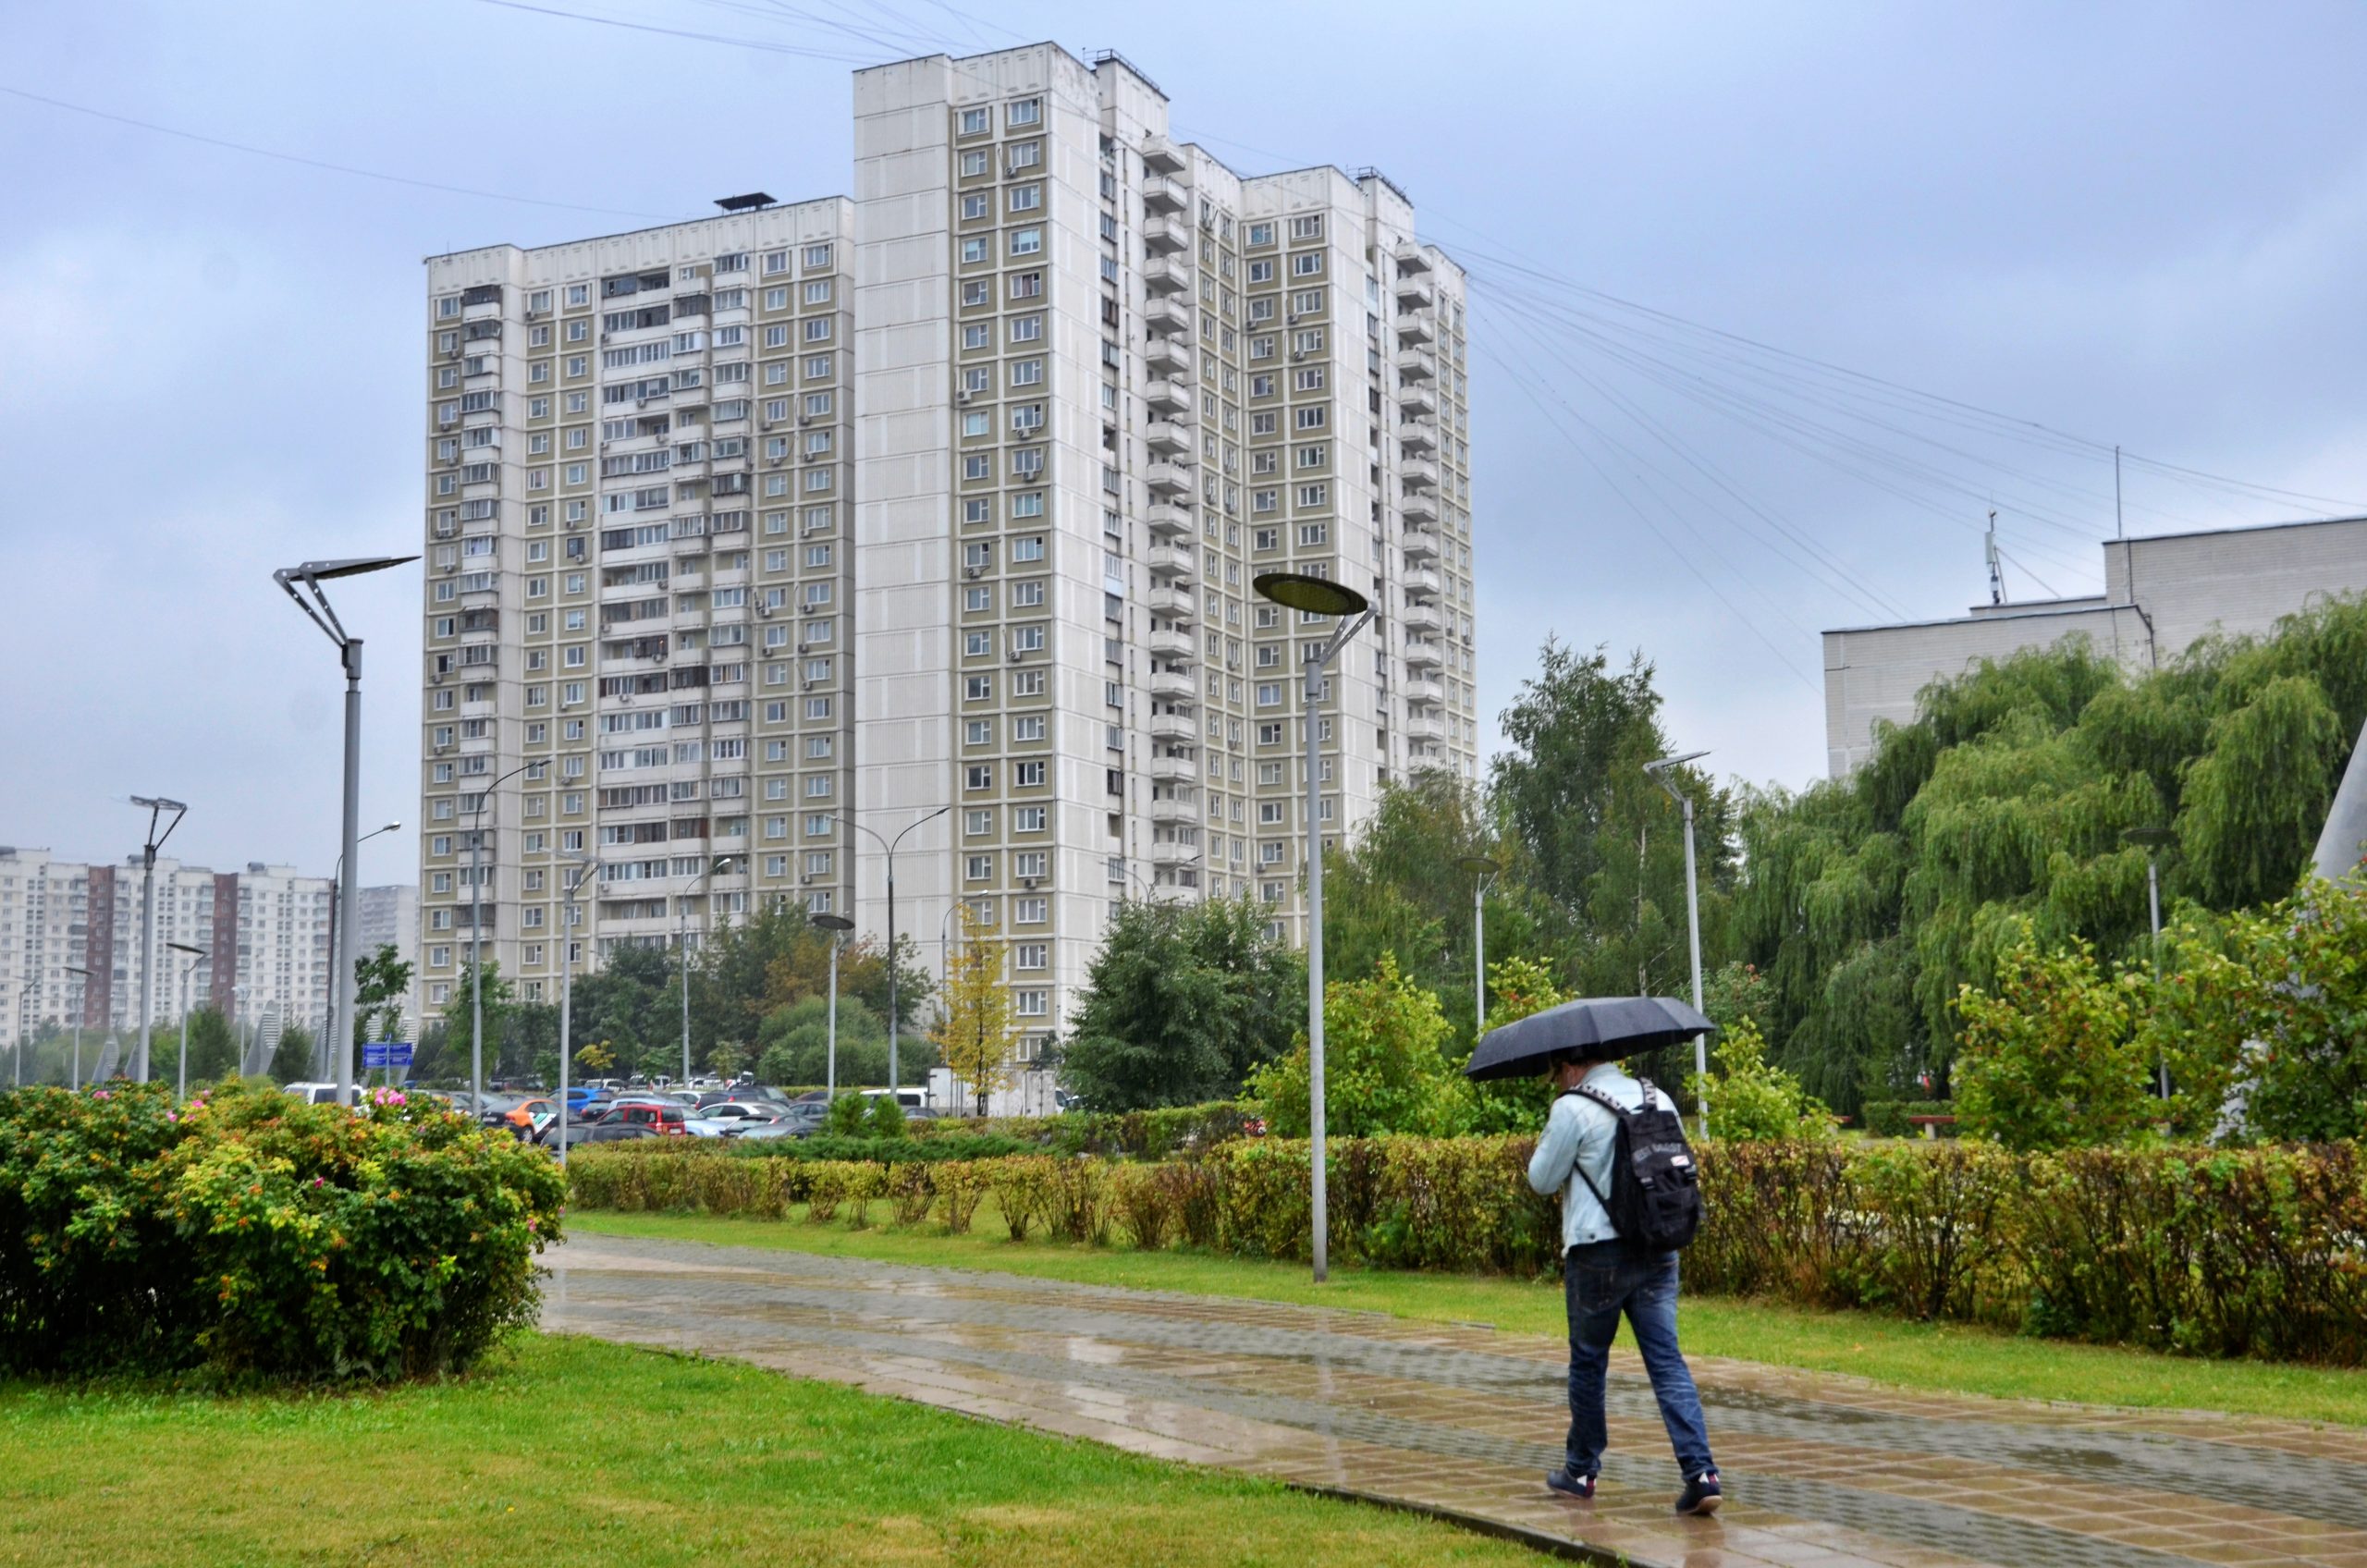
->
[1250,955,1472,1137]
[181,1008,239,1084]
[269,1024,314,1084]
[1062,896,1306,1111]
[1951,924,2154,1151]
[754,994,898,1086]
[1466,954,1569,1133]
[1686,1018,1834,1142]
[350,943,413,1048]
[933,902,1014,1116]
[449,957,513,1081]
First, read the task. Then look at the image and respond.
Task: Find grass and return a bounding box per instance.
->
[572,1206,2367,1429]
[0,1334,1544,1568]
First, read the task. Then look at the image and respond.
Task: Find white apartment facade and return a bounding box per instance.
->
[419,201,858,1013]
[419,44,1478,1071]
[0,848,333,1056]
[353,883,422,1030]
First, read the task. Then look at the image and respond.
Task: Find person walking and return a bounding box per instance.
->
[1527,1046,1722,1515]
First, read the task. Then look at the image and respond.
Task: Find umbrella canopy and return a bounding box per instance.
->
[1464,996,1715,1082]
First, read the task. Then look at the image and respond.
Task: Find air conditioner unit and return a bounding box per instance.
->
[796,414,812,427]
[956,388,971,404]
[1008,652,1023,664]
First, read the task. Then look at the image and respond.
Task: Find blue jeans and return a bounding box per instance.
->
[1563,1240,1715,1480]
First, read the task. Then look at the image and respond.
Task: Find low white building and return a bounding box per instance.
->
[1822,516,2367,776]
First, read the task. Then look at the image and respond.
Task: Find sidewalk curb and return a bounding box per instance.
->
[1283,1480,1666,1567]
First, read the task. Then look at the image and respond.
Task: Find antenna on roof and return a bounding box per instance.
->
[1984,509,2007,606]
[714,192,776,214]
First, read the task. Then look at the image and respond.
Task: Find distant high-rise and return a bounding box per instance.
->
[417,44,1478,1081]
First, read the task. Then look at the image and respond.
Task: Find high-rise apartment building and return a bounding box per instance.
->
[352,883,423,1029]
[419,44,1478,1072]
[0,847,335,1055]
[419,200,857,1013]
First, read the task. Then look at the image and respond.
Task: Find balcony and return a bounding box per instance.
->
[1149,795,1196,826]
[1145,502,1192,538]
[1148,710,1196,741]
[1401,458,1439,492]
[1148,753,1196,782]
[1405,673,1446,705]
[1149,839,1199,865]
[1147,542,1197,583]
[1398,418,1438,454]
[1146,419,1190,456]
[1402,528,1441,561]
[1144,296,1191,338]
[1144,215,1189,254]
[1394,345,1435,383]
[1394,272,1436,311]
[1146,459,1194,498]
[1142,254,1191,296]
[1403,565,1442,598]
[1147,585,1196,622]
[1404,714,1447,744]
[1403,602,1444,635]
[1142,134,1185,175]
[1392,239,1433,274]
[1148,668,1196,701]
[1398,382,1439,418]
[1400,489,1440,524]
[1404,638,1442,670]
[1144,336,1190,375]
[1145,377,1192,414]
[1142,176,1186,214]
[1147,625,1194,659]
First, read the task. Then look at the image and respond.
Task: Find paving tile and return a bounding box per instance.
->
[545,1236,2366,1568]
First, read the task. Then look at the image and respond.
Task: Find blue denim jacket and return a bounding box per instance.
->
[1526,1063,1671,1250]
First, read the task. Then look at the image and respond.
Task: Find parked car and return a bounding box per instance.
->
[600,1103,690,1137]
[281,1082,354,1107]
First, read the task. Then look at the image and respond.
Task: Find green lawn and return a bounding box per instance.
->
[0,1334,1540,1568]
[572,1207,2367,1428]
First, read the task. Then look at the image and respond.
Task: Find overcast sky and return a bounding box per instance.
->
[7,0,2367,880]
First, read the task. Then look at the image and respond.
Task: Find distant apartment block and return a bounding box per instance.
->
[417,43,1478,1071]
[0,849,334,1054]
[1822,516,2367,775]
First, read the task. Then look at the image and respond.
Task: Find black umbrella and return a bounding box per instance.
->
[1464,997,1715,1082]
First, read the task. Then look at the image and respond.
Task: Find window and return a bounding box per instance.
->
[966,854,994,881]
[961,236,989,264]
[1010,183,1042,213]
[1016,942,1048,970]
[1015,805,1046,832]
[965,808,994,835]
[1011,227,1042,256]
[1008,96,1041,128]
[1289,214,1323,240]
[1014,760,1045,787]
[966,765,994,790]
[1293,251,1324,276]
[959,106,989,136]
[1016,896,1048,924]
[960,149,989,178]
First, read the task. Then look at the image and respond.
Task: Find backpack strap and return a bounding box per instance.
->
[1554,1085,1627,1217]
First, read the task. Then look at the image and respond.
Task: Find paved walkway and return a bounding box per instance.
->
[543,1234,2367,1567]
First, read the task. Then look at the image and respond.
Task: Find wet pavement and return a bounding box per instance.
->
[543,1234,2367,1567]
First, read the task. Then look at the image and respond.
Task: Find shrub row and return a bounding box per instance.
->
[572,1134,2367,1363]
[907,1101,1255,1160]
[0,1081,564,1381]
[591,1133,1036,1164]
[1858,1101,1958,1138]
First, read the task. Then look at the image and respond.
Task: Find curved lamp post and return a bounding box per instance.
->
[166,941,206,1098]
[2124,824,2174,1096]
[676,853,742,1084]
[465,762,539,1109]
[813,913,856,1099]
[828,805,950,1095]
[325,820,403,1082]
[1459,855,1500,1042]
[1251,571,1373,1285]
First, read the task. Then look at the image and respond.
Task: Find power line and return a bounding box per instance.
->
[472,0,880,60]
[0,82,678,220]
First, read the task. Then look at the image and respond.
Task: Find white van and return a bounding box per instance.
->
[282,1082,356,1107]
[858,1087,926,1110]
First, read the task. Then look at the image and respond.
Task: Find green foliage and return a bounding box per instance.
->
[1249,955,1473,1137]
[1734,597,2367,1109]
[755,994,887,1086]
[1687,1018,1834,1142]
[825,1091,870,1138]
[1858,1100,1957,1137]
[1061,896,1306,1111]
[1464,955,1568,1134]
[351,942,413,1048]
[268,1024,314,1085]
[0,1079,562,1380]
[1951,924,2157,1151]
[865,1094,906,1139]
[179,1008,240,1084]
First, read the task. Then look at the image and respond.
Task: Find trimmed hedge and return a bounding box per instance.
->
[589,1133,1036,1164]
[567,1136,2367,1364]
[0,1080,563,1380]
[909,1102,1255,1160]
[1859,1100,1958,1138]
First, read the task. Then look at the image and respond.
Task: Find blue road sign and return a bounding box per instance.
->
[362,1042,415,1069]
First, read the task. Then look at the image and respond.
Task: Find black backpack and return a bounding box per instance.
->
[1560,1078,1703,1254]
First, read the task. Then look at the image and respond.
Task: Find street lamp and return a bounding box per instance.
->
[1460,856,1501,1042]
[275,552,417,1110]
[557,850,599,1166]
[829,805,950,1096]
[465,762,542,1108]
[325,820,403,1081]
[128,795,189,1083]
[166,942,207,1099]
[2124,825,2174,1097]
[1251,571,1373,1285]
[63,965,91,1090]
[813,913,856,1099]
[1646,751,1711,1138]
[676,853,742,1084]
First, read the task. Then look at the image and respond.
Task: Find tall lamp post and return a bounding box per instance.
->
[128,796,189,1083]
[675,853,742,1084]
[813,913,856,1099]
[324,820,403,1081]
[1251,571,1373,1285]
[63,965,91,1090]
[465,762,541,1109]
[829,805,950,1096]
[275,553,417,1110]
[166,942,207,1099]
[1460,856,1500,1042]
[1645,751,1711,1137]
[557,850,600,1166]
[2124,825,2173,1097]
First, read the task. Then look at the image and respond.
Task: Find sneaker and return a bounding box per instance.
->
[1545,1466,1597,1501]
[1674,1470,1722,1516]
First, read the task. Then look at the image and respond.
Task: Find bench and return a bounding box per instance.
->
[1906,1113,1957,1139]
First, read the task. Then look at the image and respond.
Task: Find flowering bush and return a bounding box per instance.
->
[0,1079,563,1381]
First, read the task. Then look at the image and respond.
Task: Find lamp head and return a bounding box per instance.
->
[813,913,856,934]
[1459,854,1501,875]
[166,942,207,958]
[1252,571,1368,619]
[283,555,419,583]
[1645,750,1711,779]
[2123,826,2174,849]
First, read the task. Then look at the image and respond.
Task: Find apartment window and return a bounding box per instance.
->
[965,808,994,835]
[1289,214,1323,240]
[959,106,989,136]
[1014,760,1046,787]
[1010,227,1042,256]
[1008,96,1041,128]
[1293,251,1324,276]
[961,236,989,264]
[966,765,993,790]
[1016,942,1048,971]
[966,854,994,881]
[960,149,989,178]
[1016,897,1048,924]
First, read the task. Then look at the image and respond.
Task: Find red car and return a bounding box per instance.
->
[601,1102,689,1136]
